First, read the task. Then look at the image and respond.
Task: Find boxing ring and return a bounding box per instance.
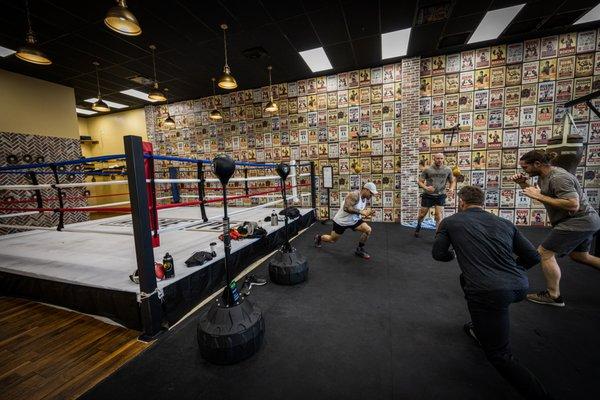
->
[0,136,317,337]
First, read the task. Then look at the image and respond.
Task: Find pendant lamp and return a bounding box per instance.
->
[104,0,142,36]
[16,0,51,65]
[209,78,223,121]
[264,65,278,113]
[217,24,237,90]
[91,62,110,112]
[163,88,175,128]
[148,45,167,101]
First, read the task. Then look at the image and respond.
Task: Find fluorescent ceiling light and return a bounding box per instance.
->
[299,47,333,73]
[0,45,15,57]
[84,98,128,109]
[76,107,97,115]
[574,4,600,24]
[468,4,525,44]
[120,89,160,102]
[381,28,412,60]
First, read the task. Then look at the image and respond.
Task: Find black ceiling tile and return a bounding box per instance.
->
[443,13,483,36]
[342,0,380,39]
[540,11,583,30]
[221,0,272,30]
[451,0,492,18]
[380,0,417,33]
[557,0,600,13]
[308,4,348,46]
[439,32,470,49]
[278,15,321,51]
[502,18,543,36]
[512,1,559,22]
[490,0,531,10]
[407,21,446,58]
[352,35,381,68]
[324,41,355,71]
[301,0,338,12]
[259,0,306,21]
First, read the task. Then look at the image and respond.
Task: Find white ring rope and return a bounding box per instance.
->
[0,223,134,236]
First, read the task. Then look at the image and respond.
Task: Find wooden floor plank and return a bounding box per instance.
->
[0,297,150,400]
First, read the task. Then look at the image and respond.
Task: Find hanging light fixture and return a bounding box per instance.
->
[104,0,142,36]
[264,65,278,113]
[148,45,167,101]
[16,0,51,65]
[163,88,175,128]
[209,78,223,121]
[91,62,110,112]
[217,24,237,90]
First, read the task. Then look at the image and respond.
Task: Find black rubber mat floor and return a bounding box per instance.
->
[81,223,600,400]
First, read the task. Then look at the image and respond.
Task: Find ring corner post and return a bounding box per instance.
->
[309,161,317,212]
[197,161,208,222]
[123,135,163,340]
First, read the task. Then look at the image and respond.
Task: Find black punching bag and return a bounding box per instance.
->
[546,114,584,174]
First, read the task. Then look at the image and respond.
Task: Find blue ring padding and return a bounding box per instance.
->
[145,154,277,168]
[0,154,126,172]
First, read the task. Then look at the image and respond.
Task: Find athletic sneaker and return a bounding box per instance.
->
[463,322,481,347]
[247,275,267,287]
[355,247,371,260]
[526,290,565,307]
[314,234,322,248]
[241,275,267,297]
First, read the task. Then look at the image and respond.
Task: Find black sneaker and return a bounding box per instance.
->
[463,322,481,347]
[240,281,251,297]
[355,247,371,260]
[314,234,322,248]
[527,290,565,307]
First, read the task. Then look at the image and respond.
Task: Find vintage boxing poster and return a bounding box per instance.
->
[524,38,540,62]
[461,50,475,71]
[540,36,558,59]
[507,43,523,64]
[446,53,461,73]
[491,45,507,66]
[476,47,491,69]
[539,58,557,81]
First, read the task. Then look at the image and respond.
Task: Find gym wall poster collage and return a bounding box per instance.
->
[145,28,600,227]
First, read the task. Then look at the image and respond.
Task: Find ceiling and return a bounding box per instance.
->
[1,0,599,116]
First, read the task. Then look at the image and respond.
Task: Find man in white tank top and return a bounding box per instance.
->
[314,182,378,259]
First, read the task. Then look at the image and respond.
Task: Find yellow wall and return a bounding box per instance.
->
[81,108,147,156]
[0,68,78,138]
[77,108,147,212]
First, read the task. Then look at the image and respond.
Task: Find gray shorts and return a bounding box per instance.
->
[541,229,597,256]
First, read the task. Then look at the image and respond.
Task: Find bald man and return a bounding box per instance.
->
[415,153,455,237]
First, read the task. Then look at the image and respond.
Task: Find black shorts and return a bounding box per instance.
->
[332,219,364,235]
[541,229,597,256]
[420,193,446,208]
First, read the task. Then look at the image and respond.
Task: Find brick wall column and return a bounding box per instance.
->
[400,57,421,224]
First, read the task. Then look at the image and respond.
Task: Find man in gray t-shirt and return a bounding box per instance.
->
[414,153,455,237]
[512,150,600,307]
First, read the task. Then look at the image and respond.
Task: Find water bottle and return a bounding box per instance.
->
[162,252,174,279]
[271,210,278,226]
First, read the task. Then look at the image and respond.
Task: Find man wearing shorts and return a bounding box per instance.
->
[415,153,456,237]
[314,182,377,259]
[512,150,600,306]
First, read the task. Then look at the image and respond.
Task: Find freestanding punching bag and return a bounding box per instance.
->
[197,155,264,364]
[268,163,309,285]
[546,113,584,174]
